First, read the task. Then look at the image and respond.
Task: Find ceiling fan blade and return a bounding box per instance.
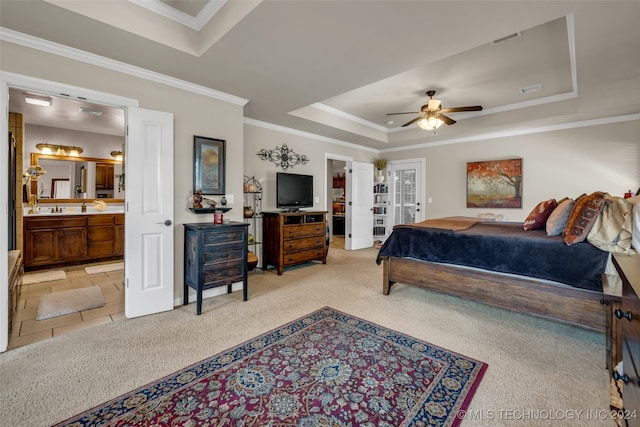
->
[438,114,456,125]
[386,112,420,115]
[440,106,483,113]
[401,117,421,127]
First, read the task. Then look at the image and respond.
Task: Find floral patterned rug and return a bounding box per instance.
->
[54,307,487,427]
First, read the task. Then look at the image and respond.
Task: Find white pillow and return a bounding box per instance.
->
[627,195,640,250]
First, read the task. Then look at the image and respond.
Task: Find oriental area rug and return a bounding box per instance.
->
[54,307,487,427]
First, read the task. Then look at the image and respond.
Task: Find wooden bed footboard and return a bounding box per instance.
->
[381,256,607,332]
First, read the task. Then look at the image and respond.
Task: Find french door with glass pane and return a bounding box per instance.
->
[390,159,424,226]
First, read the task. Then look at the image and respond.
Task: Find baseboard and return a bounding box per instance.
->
[173,281,244,307]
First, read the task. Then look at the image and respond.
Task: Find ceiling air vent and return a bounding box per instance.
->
[492,32,522,44]
[519,84,543,95]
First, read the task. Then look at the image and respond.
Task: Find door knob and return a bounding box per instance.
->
[158,220,172,226]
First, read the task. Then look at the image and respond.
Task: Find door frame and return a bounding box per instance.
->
[0,72,139,352]
[324,153,353,249]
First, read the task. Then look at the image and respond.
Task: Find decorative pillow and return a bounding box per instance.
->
[546,199,575,236]
[563,191,608,245]
[627,195,640,250]
[523,198,557,230]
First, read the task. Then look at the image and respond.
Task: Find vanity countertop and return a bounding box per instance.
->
[24,208,124,216]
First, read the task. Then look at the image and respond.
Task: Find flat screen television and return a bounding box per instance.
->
[276,172,314,211]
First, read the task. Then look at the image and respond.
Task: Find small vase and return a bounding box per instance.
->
[376,169,385,183]
[220,196,227,206]
[243,206,254,218]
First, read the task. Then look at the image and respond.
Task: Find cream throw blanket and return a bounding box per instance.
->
[587,195,636,254]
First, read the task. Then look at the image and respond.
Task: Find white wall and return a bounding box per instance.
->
[243,124,377,212]
[383,120,640,221]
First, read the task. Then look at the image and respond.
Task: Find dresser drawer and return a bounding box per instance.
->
[284,223,325,239]
[203,230,245,246]
[203,248,244,265]
[283,236,325,252]
[283,248,324,266]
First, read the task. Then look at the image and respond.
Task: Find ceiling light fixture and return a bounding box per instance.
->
[416,115,444,131]
[79,107,104,116]
[24,94,53,107]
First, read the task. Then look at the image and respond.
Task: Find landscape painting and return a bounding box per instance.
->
[467,158,523,208]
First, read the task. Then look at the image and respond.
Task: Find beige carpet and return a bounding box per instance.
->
[36,286,105,320]
[84,262,124,274]
[22,270,66,285]
[1,245,612,426]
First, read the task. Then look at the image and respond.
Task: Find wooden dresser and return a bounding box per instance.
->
[183,222,249,315]
[262,211,327,275]
[612,253,640,426]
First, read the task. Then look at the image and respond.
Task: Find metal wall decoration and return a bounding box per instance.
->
[256,143,309,170]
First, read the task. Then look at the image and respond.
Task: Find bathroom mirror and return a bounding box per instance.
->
[29,152,124,203]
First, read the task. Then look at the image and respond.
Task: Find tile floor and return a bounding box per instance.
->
[9,261,125,350]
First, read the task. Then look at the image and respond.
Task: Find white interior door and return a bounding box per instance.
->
[125,107,174,318]
[389,159,425,226]
[346,161,374,250]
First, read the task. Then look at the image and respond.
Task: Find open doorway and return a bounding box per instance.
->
[325,154,352,250]
[7,88,126,349]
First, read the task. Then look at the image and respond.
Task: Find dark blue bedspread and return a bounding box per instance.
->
[376,221,608,292]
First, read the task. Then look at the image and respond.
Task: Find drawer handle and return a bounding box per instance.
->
[220,254,230,258]
[613,371,629,384]
[600,299,611,306]
[614,308,633,321]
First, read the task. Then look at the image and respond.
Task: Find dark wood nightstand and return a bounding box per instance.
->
[183,222,249,315]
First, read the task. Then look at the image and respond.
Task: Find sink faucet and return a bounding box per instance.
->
[81,202,87,213]
[51,205,63,213]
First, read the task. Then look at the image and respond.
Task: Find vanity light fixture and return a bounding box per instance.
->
[36,143,84,156]
[110,150,123,161]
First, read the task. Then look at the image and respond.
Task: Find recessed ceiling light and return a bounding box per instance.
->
[79,107,104,116]
[519,84,543,94]
[385,120,394,126]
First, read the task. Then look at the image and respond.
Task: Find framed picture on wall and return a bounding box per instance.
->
[194,136,226,195]
[467,158,522,208]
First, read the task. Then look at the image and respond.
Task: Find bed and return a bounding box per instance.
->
[376,216,613,332]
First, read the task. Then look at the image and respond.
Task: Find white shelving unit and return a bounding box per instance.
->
[373,181,389,243]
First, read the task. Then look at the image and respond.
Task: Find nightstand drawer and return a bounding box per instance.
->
[203,230,245,246]
[284,223,325,238]
[203,248,244,265]
[283,236,324,252]
[203,266,244,286]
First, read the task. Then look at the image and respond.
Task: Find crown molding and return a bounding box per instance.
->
[244,118,379,153]
[381,113,640,153]
[128,0,226,31]
[0,27,249,107]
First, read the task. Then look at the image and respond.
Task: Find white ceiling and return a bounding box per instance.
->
[2,1,639,151]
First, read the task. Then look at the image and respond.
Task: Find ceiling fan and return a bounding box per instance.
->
[386,90,483,130]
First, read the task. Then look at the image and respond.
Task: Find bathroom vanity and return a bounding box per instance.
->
[23,212,124,270]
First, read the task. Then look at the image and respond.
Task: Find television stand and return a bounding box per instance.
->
[262,211,327,275]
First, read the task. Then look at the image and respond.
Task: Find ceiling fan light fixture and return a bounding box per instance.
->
[417,116,443,131]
